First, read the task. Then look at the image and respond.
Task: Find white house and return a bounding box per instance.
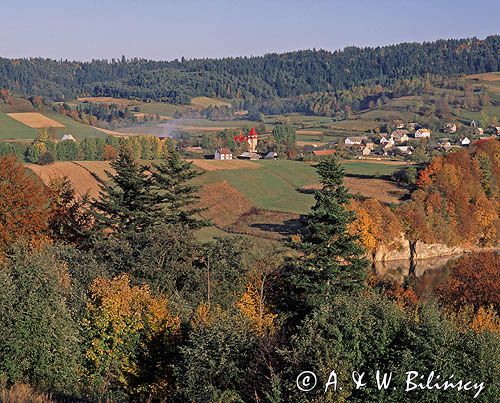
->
[460,137,471,146]
[380,136,395,146]
[214,148,233,160]
[415,128,431,139]
[61,134,76,142]
[344,136,367,145]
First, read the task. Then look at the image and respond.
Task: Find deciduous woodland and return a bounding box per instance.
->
[0,138,498,401]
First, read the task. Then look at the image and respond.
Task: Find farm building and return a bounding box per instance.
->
[391,130,409,143]
[460,137,471,146]
[474,127,484,135]
[61,134,76,142]
[238,151,260,160]
[345,136,368,145]
[415,128,431,139]
[312,149,336,156]
[379,135,394,145]
[488,126,500,135]
[361,146,371,156]
[443,123,457,133]
[215,148,233,160]
[264,151,278,159]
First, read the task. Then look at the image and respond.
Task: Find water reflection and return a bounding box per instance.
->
[373,255,458,298]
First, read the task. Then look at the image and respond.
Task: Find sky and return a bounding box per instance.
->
[1,0,499,61]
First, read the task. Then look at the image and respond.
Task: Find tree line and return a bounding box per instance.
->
[0,36,498,107]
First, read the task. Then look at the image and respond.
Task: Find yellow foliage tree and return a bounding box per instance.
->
[83,274,180,397]
[237,283,276,335]
[470,306,500,335]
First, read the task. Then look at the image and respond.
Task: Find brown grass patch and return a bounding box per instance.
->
[189,159,261,171]
[1,384,52,403]
[26,161,102,198]
[198,181,253,227]
[227,209,302,240]
[300,177,406,204]
[74,161,115,183]
[7,112,65,128]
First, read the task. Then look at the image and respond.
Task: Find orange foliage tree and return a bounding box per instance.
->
[349,198,402,253]
[0,156,51,254]
[436,252,500,312]
[401,139,500,246]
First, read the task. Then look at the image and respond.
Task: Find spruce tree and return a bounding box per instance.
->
[150,149,209,229]
[93,147,154,236]
[276,156,368,317]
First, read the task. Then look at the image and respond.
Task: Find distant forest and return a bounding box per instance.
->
[0,36,499,109]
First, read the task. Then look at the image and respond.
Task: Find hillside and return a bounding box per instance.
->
[0,36,498,104]
[26,158,408,241]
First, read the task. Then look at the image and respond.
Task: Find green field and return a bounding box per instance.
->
[135,102,191,116]
[43,112,108,139]
[0,113,37,140]
[193,159,407,214]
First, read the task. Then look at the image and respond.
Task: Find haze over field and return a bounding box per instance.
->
[1,0,499,60]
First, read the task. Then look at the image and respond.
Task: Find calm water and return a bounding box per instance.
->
[373,255,457,298]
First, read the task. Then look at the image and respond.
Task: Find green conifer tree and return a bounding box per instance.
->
[150,150,209,229]
[275,156,368,318]
[92,147,154,236]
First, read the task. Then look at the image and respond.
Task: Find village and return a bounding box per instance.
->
[206,120,500,163]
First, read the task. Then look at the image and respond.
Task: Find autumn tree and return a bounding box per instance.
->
[83,274,180,399]
[0,156,51,255]
[436,252,500,312]
[47,177,93,245]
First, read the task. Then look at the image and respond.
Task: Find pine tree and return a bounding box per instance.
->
[275,156,368,318]
[150,150,209,229]
[92,147,154,236]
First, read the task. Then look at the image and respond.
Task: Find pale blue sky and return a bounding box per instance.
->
[1,0,498,61]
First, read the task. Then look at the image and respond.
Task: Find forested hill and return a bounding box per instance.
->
[1,36,499,102]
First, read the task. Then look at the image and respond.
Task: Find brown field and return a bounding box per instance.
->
[191,96,231,108]
[301,177,405,204]
[296,130,324,135]
[77,97,142,106]
[188,159,261,171]
[466,72,500,81]
[94,127,134,137]
[26,162,102,198]
[7,112,65,128]
[297,140,327,147]
[198,181,253,227]
[74,161,115,183]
